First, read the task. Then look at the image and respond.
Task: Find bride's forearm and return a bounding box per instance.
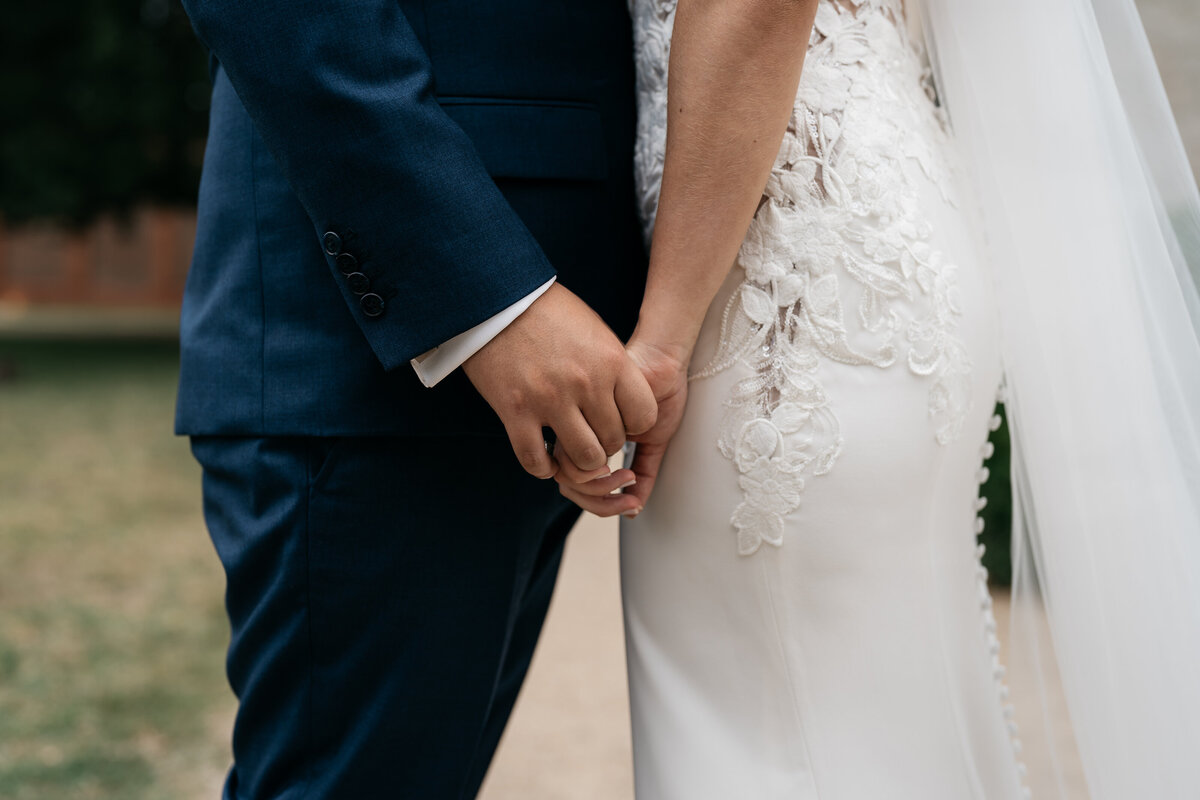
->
[631,0,817,368]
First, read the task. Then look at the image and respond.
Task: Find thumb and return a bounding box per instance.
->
[623,440,668,511]
[616,357,658,437]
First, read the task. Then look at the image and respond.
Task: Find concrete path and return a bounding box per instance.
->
[480,514,634,800]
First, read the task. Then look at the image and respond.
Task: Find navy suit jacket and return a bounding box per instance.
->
[175,0,647,436]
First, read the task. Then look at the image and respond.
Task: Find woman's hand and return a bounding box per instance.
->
[554,338,689,518]
[553,0,817,516]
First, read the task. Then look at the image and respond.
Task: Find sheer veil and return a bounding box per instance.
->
[918,0,1200,796]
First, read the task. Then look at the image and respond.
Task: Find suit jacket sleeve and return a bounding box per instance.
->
[180,0,558,369]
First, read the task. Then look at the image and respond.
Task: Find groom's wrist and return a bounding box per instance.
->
[410,277,557,387]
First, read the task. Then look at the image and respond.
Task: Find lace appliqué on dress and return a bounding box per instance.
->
[631,0,974,555]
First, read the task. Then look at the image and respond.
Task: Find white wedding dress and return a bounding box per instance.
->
[621,1,1029,796]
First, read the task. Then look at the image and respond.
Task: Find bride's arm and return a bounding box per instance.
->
[631,0,819,367]
[554,0,818,515]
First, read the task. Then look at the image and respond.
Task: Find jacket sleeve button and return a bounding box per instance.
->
[360,293,385,318]
[335,253,358,275]
[346,272,371,296]
[322,231,343,256]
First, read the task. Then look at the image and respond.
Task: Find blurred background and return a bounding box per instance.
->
[0,2,1195,798]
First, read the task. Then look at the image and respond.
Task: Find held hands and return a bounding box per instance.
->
[553,337,689,519]
[462,282,658,480]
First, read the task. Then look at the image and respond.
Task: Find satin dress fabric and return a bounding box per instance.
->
[621,1,1027,796]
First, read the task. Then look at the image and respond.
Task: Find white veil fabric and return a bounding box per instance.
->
[919,0,1200,796]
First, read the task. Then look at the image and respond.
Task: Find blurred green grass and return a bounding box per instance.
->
[0,339,233,800]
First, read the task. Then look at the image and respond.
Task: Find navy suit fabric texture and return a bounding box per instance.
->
[175,0,647,797]
[192,436,582,800]
[175,0,647,437]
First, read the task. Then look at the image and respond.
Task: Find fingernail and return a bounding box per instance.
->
[621,507,643,519]
[583,466,612,481]
[616,479,637,490]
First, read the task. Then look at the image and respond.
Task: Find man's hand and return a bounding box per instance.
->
[463,283,658,480]
[554,337,689,518]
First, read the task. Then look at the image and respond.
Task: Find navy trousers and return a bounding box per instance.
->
[191,436,581,799]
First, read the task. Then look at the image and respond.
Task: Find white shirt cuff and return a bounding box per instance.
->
[410,277,556,388]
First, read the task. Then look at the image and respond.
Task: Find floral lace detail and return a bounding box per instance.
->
[631,0,974,555]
